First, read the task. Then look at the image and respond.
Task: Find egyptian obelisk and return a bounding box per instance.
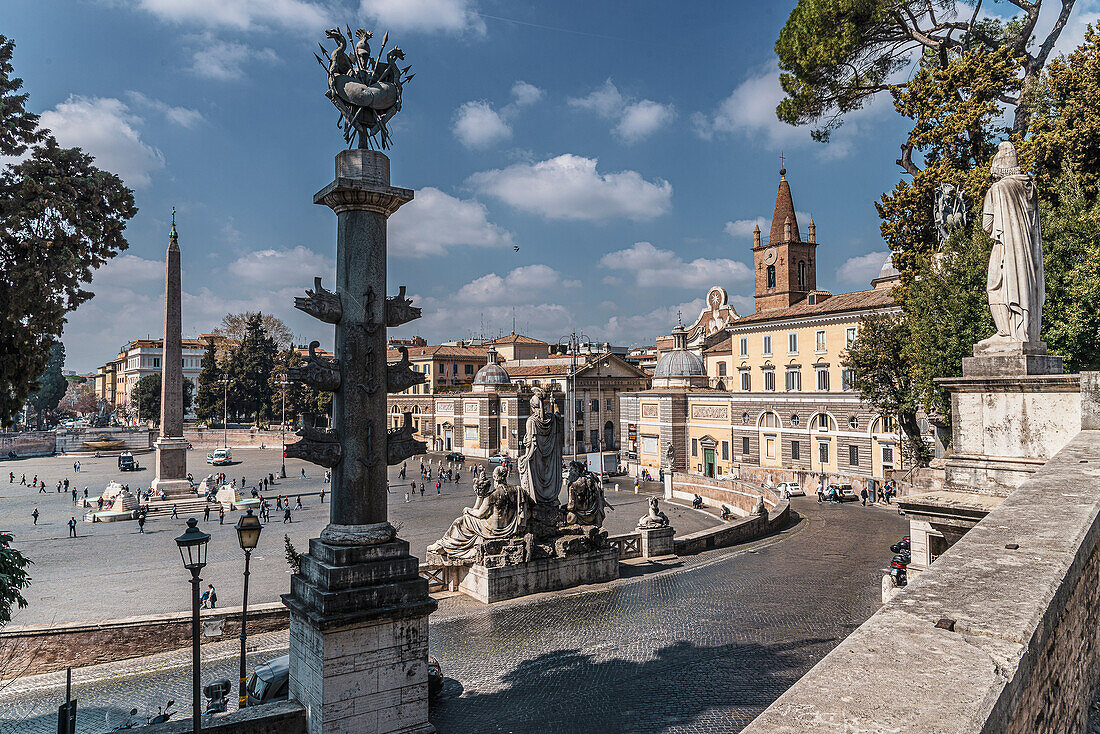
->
[151,209,191,496]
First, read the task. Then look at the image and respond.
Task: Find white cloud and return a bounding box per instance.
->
[570,79,674,144]
[89,254,164,287]
[388,187,513,257]
[358,0,485,35]
[511,81,543,107]
[191,37,279,80]
[39,96,165,188]
[227,245,334,287]
[454,264,565,304]
[133,0,329,31]
[693,65,807,147]
[600,241,752,289]
[468,154,672,221]
[836,250,890,286]
[724,217,768,239]
[125,91,204,128]
[453,101,511,149]
[597,298,706,345]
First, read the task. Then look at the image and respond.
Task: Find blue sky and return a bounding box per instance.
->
[5,0,1097,373]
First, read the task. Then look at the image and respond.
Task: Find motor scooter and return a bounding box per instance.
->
[890,553,908,587]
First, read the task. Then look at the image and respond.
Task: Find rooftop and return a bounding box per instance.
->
[490,332,548,345]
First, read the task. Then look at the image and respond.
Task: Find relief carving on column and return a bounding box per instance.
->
[294,277,343,324]
[387,346,426,393]
[288,341,341,392]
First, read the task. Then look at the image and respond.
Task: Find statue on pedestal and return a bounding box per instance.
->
[637,497,670,529]
[976,141,1044,348]
[519,386,563,507]
[427,466,524,563]
[563,461,614,528]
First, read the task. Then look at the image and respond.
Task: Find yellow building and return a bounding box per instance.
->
[385,344,488,395]
[620,168,910,492]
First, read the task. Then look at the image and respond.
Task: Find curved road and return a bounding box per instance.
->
[1,497,906,734]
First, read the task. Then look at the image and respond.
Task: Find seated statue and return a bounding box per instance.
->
[563,461,614,528]
[428,465,526,563]
[637,496,670,530]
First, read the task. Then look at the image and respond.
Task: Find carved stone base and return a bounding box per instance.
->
[457,546,619,604]
[963,339,1063,377]
[638,526,676,558]
[320,521,397,546]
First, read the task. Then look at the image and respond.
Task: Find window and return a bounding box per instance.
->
[691,438,699,457]
[790,414,800,426]
[846,327,857,348]
[882,445,895,466]
[717,362,727,376]
[818,441,830,464]
[153,358,160,368]
[424,364,430,375]
[762,335,772,355]
[798,261,807,289]
[721,441,729,460]
[590,429,599,446]
[501,425,507,440]
[465,364,474,375]
[766,265,776,288]
[739,337,748,357]
[764,370,775,391]
[848,416,859,429]
[816,368,830,391]
[742,436,750,455]
[590,399,599,412]
[788,332,798,354]
[849,445,859,466]
[742,411,750,424]
[765,437,776,459]
[575,400,583,414]
[785,369,801,391]
[813,414,832,431]
[792,440,801,460]
[842,369,856,391]
[815,330,826,352]
[740,372,751,391]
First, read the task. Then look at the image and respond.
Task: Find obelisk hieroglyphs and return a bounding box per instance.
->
[151,211,191,496]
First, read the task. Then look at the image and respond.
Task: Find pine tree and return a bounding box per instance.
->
[226,313,276,424]
[194,338,221,424]
[129,373,193,424]
[27,343,67,428]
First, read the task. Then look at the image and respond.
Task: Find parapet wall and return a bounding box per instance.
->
[669,472,780,515]
[0,431,55,457]
[54,427,154,453]
[184,427,300,450]
[742,430,1100,733]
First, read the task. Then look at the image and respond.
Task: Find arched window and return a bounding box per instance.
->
[798,261,806,289]
[757,411,781,428]
[872,416,897,434]
[766,265,776,289]
[810,413,836,431]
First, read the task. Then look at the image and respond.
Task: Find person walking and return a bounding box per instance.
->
[420,482,425,498]
[816,483,824,504]
[436,480,441,495]
[203,503,211,522]
[38,481,46,494]
[409,482,415,499]
[218,507,225,525]
[319,488,325,503]
[301,467,306,479]
[860,487,868,506]
[20,473,26,485]
[283,507,292,524]
[295,495,302,510]
[9,471,14,483]
[31,508,38,526]
[68,517,77,538]
[71,488,77,503]
[171,504,178,519]
[137,514,146,534]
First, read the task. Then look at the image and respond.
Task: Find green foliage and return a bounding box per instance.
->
[27,343,66,426]
[194,338,222,424]
[274,349,331,425]
[284,534,300,574]
[0,36,136,425]
[905,225,994,424]
[843,314,931,466]
[226,313,276,423]
[0,531,31,627]
[130,373,194,424]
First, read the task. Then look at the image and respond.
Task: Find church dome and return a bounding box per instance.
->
[472,347,510,392]
[652,322,708,388]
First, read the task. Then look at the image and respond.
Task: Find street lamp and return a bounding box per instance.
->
[175,518,211,734]
[219,376,229,448]
[557,330,590,459]
[234,509,262,709]
[278,374,288,478]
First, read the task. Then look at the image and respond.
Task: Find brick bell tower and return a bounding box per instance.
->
[753,167,817,312]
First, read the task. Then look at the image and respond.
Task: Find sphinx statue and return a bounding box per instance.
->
[637,496,670,530]
[427,465,525,563]
[563,461,614,528]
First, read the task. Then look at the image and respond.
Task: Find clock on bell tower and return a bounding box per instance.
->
[753,167,817,312]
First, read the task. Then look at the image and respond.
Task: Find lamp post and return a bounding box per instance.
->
[175,518,211,734]
[557,330,590,459]
[278,374,288,479]
[219,376,229,448]
[234,509,262,709]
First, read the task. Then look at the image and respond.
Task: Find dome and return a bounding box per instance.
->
[653,350,705,379]
[472,347,510,392]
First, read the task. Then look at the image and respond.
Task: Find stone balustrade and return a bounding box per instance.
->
[743,429,1100,733]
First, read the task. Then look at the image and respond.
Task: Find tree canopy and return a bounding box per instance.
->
[193,337,222,424]
[26,343,66,427]
[130,373,194,424]
[226,313,277,423]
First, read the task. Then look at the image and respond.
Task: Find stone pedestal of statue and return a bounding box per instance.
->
[638,525,676,558]
[962,338,1063,377]
[282,150,436,734]
[150,437,192,497]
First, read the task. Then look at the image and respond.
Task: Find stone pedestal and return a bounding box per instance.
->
[151,436,191,496]
[663,471,673,500]
[962,339,1063,377]
[284,538,436,734]
[455,547,618,604]
[638,526,675,558]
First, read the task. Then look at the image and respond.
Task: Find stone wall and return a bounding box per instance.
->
[674,499,790,556]
[669,472,781,514]
[54,427,154,453]
[184,427,300,450]
[0,602,288,675]
[139,700,305,734]
[742,431,1100,733]
[0,431,55,458]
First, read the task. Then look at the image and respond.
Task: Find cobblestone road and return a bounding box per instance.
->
[0,450,710,624]
[1,497,907,734]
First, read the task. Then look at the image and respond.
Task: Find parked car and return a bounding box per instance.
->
[206,448,232,465]
[445,452,465,463]
[245,654,443,707]
[827,483,858,502]
[776,482,804,497]
[117,452,139,471]
[891,536,911,554]
[488,454,509,465]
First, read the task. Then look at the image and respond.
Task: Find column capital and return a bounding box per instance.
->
[313,179,413,215]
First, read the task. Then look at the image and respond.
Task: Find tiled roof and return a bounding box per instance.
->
[703,288,897,354]
[490,332,548,345]
[386,345,489,361]
[506,364,571,377]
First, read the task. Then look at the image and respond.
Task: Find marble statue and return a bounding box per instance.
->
[563,461,614,528]
[663,441,675,470]
[978,141,1044,346]
[519,386,563,506]
[428,465,525,562]
[637,496,670,529]
[934,183,969,248]
[316,26,413,150]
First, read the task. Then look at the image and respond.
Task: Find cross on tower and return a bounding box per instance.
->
[780,152,786,169]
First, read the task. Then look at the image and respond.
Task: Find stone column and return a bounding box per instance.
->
[151,218,190,496]
[283,150,436,734]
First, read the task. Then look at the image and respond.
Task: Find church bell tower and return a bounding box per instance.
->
[753,168,818,312]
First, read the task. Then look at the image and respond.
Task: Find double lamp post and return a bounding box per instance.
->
[175,507,263,733]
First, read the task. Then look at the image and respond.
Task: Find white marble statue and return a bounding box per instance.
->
[563,461,614,527]
[637,496,670,529]
[519,386,563,506]
[978,141,1044,347]
[427,465,525,562]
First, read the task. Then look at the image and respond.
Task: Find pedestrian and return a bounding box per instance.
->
[71,488,77,503]
[204,503,211,522]
[32,474,37,487]
[295,495,302,510]
[200,586,210,608]
[816,483,824,504]
[207,585,217,608]
[219,507,225,524]
[860,488,868,506]
[8,471,13,483]
[138,514,146,534]
[283,507,292,523]
[242,476,246,489]
[301,468,306,479]
[420,482,425,498]
[171,505,178,519]
[97,497,103,511]
[73,461,78,473]
[83,487,88,499]
[404,492,410,503]
[31,508,38,525]
[68,517,77,538]
[20,473,26,485]
[319,489,325,503]
[40,480,45,493]
[410,482,415,499]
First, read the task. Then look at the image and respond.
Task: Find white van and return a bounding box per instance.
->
[206,448,232,465]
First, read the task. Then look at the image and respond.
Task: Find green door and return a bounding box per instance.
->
[704,448,716,478]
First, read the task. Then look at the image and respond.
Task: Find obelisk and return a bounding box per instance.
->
[151,210,191,496]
